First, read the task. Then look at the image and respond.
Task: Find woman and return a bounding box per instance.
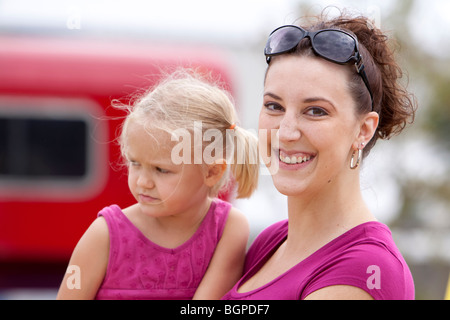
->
[223,12,416,300]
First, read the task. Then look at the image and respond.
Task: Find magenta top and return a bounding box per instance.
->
[95,199,230,300]
[222,220,414,300]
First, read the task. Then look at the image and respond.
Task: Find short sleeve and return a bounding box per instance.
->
[300,242,414,300]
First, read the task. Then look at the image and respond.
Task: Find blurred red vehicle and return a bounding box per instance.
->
[0,35,233,278]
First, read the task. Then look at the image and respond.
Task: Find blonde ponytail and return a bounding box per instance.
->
[227,126,259,199]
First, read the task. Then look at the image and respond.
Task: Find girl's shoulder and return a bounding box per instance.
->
[224,206,249,234]
[208,198,248,240]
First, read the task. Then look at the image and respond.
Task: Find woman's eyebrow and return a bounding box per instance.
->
[302,97,336,111]
[263,92,283,101]
[264,92,336,111]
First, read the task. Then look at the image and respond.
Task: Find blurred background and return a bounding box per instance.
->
[0,0,449,300]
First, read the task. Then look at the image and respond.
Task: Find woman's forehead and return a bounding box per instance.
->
[265,55,351,101]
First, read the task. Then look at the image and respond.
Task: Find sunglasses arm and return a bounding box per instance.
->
[355,60,375,111]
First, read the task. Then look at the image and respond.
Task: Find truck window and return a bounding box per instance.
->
[0,117,87,179]
[0,97,108,201]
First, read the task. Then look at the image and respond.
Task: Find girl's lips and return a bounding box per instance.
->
[139,194,159,203]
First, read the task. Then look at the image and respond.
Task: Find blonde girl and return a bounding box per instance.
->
[57,70,259,300]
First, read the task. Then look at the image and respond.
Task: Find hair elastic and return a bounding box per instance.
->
[229,123,237,130]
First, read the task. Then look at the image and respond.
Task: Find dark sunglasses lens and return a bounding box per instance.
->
[265,27,306,55]
[313,31,356,63]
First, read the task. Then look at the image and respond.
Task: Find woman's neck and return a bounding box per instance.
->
[285,173,375,254]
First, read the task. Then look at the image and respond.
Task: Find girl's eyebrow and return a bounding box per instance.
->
[125,151,177,167]
[125,151,136,160]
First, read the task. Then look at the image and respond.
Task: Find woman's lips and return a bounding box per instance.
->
[276,149,316,169]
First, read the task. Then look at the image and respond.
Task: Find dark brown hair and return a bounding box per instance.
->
[267,11,417,156]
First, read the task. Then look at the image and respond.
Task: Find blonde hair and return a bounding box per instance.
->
[116,69,259,199]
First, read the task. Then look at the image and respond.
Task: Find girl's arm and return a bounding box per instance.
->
[56,217,110,300]
[193,207,249,300]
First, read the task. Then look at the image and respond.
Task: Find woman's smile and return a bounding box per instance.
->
[276,148,316,170]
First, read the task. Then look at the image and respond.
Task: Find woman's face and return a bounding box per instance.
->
[259,55,364,197]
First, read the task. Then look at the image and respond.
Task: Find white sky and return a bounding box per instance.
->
[1,0,450,54]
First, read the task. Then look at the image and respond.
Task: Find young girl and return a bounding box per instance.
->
[57,70,259,300]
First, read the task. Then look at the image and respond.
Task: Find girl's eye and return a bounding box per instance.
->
[156,167,170,174]
[129,160,140,167]
[264,102,285,112]
[305,107,328,117]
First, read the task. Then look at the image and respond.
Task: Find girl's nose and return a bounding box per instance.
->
[137,171,155,189]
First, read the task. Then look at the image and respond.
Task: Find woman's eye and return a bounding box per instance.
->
[305,107,328,117]
[264,102,285,112]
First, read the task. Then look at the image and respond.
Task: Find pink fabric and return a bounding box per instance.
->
[95,199,230,300]
[222,220,414,300]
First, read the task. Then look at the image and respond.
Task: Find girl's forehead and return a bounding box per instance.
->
[126,123,176,155]
[128,121,173,141]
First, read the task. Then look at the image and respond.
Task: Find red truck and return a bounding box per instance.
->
[0,35,233,287]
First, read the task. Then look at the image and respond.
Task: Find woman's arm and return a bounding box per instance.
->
[56,217,110,300]
[193,207,249,300]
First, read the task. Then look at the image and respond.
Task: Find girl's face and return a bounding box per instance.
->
[259,55,365,197]
[125,122,210,218]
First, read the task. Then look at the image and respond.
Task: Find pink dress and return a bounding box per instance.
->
[222,220,414,300]
[95,199,230,300]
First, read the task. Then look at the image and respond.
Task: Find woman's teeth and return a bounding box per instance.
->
[279,154,311,164]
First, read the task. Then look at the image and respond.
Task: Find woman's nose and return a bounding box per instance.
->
[278,115,301,142]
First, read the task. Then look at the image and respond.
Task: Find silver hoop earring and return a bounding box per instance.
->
[350,148,363,170]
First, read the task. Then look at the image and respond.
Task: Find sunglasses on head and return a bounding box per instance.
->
[264,25,374,111]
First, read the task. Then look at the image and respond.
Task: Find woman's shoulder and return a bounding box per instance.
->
[244,220,288,272]
[325,222,410,278]
[341,221,405,263]
[304,221,414,300]
[255,219,289,242]
[249,220,288,251]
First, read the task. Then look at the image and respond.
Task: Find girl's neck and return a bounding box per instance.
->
[126,197,213,249]
[154,197,212,229]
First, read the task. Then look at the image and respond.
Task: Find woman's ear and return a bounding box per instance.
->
[204,159,227,187]
[353,111,379,149]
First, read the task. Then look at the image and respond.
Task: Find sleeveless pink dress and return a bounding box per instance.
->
[95,199,230,300]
